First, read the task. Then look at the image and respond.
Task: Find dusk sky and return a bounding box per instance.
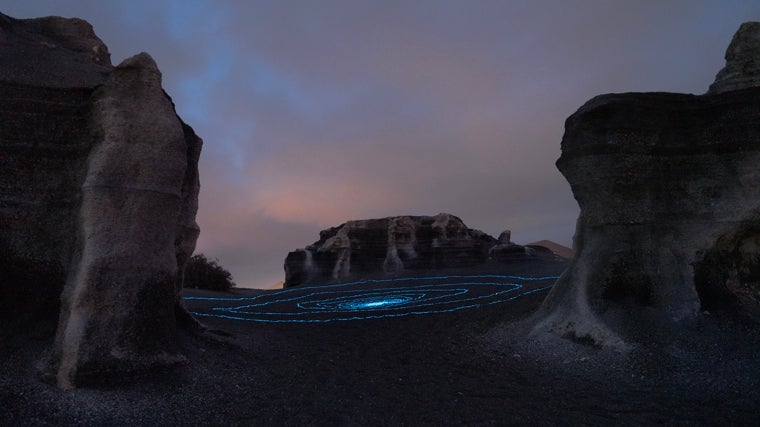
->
[5,1,759,288]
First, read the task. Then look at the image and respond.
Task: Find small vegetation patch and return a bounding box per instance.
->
[183,254,235,291]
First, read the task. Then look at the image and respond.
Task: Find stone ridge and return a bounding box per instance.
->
[284,213,532,287]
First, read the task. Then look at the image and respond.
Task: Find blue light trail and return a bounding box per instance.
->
[184,274,558,323]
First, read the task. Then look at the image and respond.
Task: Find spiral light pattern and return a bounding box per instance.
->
[185,274,558,323]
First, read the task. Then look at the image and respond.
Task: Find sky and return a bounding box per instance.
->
[4,1,759,288]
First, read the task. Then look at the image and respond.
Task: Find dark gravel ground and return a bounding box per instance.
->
[2,254,759,425]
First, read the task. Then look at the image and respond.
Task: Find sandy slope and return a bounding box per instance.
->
[526,240,574,259]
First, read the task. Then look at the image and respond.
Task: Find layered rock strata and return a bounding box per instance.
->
[284,213,530,287]
[535,22,760,348]
[0,13,201,388]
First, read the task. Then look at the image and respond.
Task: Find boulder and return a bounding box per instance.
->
[284,213,525,287]
[535,22,760,348]
[0,13,202,388]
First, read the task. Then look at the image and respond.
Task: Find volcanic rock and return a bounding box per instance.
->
[489,230,536,261]
[0,13,202,388]
[489,242,535,261]
[284,213,527,287]
[708,22,760,94]
[535,22,760,348]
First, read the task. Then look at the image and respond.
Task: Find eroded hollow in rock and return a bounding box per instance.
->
[601,256,654,307]
[695,224,760,316]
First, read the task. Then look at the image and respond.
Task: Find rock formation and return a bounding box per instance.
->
[708,22,760,94]
[535,22,760,348]
[489,229,537,262]
[0,13,202,388]
[284,213,531,287]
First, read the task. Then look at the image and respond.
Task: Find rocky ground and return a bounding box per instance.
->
[2,253,759,426]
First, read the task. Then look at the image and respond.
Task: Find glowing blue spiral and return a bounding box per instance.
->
[184,274,558,323]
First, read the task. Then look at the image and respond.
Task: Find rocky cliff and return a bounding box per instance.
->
[535,22,760,348]
[0,13,201,388]
[284,213,531,287]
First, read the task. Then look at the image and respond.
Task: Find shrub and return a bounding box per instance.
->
[183,254,235,291]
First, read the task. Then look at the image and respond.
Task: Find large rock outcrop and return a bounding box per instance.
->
[535,22,760,348]
[708,22,760,94]
[284,213,531,287]
[0,13,202,388]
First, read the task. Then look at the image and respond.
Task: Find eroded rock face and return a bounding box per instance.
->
[536,22,760,348]
[708,22,760,94]
[284,213,528,287]
[0,13,112,320]
[0,13,201,388]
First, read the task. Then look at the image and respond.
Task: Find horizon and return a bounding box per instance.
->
[5,1,759,288]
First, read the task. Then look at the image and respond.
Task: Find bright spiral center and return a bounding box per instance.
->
[341,296,412,310]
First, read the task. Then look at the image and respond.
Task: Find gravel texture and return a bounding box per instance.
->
[2,255,759,426]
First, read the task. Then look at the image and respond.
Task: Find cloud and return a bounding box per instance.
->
[4,1,760,287]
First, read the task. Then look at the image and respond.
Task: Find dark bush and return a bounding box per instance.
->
[183,254,235,291]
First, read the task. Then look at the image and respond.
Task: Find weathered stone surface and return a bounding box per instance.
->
[708,22,760,94]
[0,14,110,320]
[489,242,535,261]
[497,230,512,244]
[0,13,201,388]
[535,24,760,348]
[487,229,540,261]
[284,213,530,287]
[0,13,111,87]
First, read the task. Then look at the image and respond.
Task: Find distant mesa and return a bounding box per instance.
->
[283,213,537,287]
[535,21,760,348]
[0,12,202,388]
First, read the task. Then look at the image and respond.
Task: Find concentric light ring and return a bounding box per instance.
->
[184,274,558,323]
